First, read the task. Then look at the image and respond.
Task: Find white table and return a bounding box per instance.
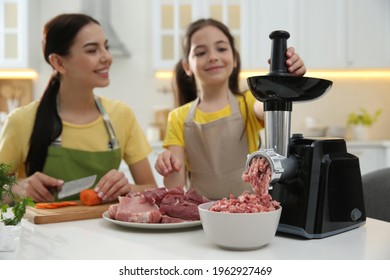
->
[1,217,389,260]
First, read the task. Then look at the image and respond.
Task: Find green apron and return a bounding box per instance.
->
[43,96,121,201]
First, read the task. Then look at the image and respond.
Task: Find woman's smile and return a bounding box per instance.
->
[95,67,110,78]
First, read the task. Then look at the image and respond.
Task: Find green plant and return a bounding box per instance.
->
[347,108,382,127]
[0,162,34,226]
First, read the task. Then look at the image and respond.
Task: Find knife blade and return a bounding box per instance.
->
[57,175,97,199]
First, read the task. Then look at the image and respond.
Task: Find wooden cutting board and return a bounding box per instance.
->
[24,202,113,224]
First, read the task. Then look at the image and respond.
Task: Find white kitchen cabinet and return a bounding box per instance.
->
[252,0,390,69]
[346,0,390,68]
[152,0,297,70]
[296,0,390,69]
[0,0,28,68]
[346,141,390,175]
[152,0,390,70]
[248,0,299,69]
[152,0,251,70]
[295,0,347,69]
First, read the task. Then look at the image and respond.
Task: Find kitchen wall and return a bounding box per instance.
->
[30,0,390,140]
[291,77,390,140]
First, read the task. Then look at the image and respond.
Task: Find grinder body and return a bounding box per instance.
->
[270,135,366,238]
[246,30,366,239]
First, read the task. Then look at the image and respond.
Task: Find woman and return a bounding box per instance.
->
[0,13,157,203]
[154,18,306,200]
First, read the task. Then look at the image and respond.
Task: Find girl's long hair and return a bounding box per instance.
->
[25,14,99,176]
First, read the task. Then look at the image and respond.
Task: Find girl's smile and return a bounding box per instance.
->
[184,25,236,87]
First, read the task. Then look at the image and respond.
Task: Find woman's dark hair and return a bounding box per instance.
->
[173,18,243,107]
[25,13,100,176]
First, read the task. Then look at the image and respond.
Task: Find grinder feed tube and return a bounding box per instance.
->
[269,30,290,76]
[246,31,298,184]
[246,30,331,185]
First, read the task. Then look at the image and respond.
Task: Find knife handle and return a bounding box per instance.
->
[49,186,59,199]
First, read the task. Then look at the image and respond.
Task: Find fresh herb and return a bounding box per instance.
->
[347,108,382,127]
[0,162,34,226]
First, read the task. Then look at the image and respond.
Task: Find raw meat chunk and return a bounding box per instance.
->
[114,196,162,223]
[108,186,209,223]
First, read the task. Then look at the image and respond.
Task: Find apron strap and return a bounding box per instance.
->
[94,95,120,150]
[185,98,199,123]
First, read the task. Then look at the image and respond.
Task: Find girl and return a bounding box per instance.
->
[0,13,157,203]
[155,18,306,200]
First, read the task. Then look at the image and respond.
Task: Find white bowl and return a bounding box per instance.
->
[198,201,282,250]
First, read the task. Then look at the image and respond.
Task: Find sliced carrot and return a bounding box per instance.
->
[34,201,79,209]
[61,201,78,206]
[51,202,63,207]
[80,189,103,206]
[44,204,60,209]
[35,203,52,209]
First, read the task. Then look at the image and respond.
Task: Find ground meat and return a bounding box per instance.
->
[242,156,272,197]
[210,157,280,213]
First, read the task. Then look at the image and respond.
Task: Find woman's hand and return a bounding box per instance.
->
[155,149,182,177]
[285,47,306,76]
[94,169,130,202]
[16,172,64,202]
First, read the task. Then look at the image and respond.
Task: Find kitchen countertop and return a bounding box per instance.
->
[1,217,389,260]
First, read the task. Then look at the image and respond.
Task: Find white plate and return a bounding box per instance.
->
[102,211,202,229]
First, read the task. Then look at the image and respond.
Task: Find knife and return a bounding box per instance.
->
[56,175,97,199]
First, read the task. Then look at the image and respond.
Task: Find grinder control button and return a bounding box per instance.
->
[351,208,363,221]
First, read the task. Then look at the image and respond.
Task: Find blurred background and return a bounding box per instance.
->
[1,0,389,176]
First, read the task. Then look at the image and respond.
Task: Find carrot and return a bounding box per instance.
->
[35,201,79,209]
[80,189,103,206]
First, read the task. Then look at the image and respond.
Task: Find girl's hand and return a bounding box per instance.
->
[155,149,182,177]
[94,169,130,202]
[285,47,306,76]
[267,47,307,76]
[17,172,64,202]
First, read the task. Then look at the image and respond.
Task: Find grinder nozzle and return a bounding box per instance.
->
[245,151,264,170]
[245,149,298,185]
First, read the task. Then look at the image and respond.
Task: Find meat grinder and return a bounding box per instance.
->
[246,30,366,239]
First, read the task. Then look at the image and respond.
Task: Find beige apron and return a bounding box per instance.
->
[42,96,121,201]
[184,92,251,200]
